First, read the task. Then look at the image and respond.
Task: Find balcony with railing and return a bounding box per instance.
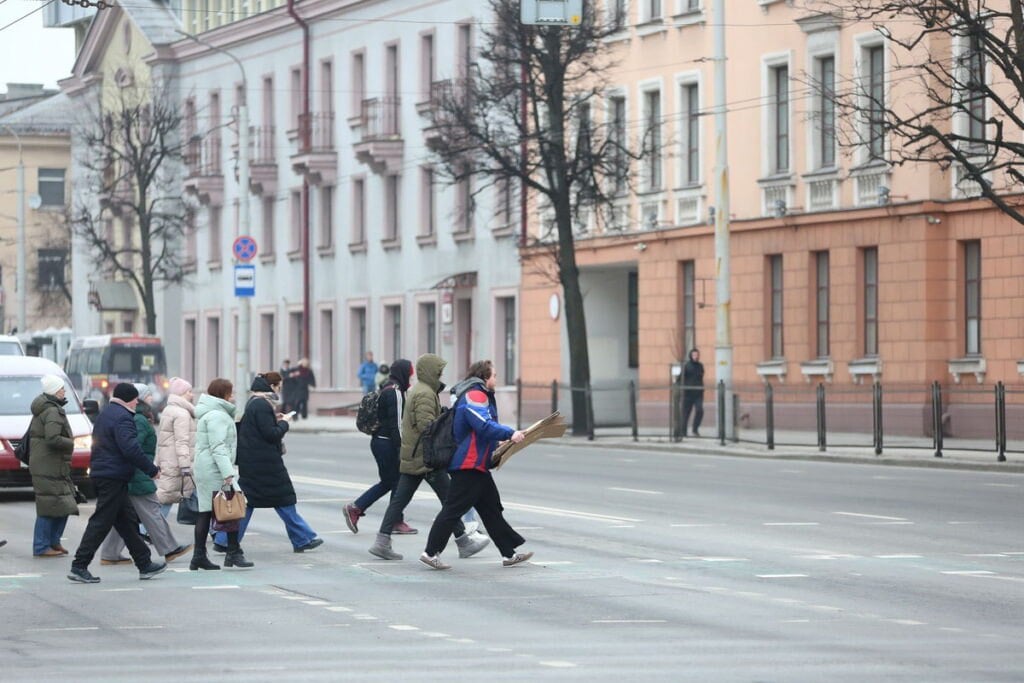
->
[249,125,277,196]
[183,134,224,206]
[354,96,403,174]
[290,111,337,185]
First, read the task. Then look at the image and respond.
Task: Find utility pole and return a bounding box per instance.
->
[2,125,27,334]
[712,0,734,438]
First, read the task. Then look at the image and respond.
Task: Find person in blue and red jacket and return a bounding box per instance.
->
[419,360,530,570]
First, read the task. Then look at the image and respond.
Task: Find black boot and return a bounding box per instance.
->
[189,545,220,571]
[224,549,254,568]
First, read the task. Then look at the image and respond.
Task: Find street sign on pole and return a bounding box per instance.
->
[232,235,258,262]
[234,264,255,297]
[520,0,583,25]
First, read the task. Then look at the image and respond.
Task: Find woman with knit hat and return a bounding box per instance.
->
[28,374,78,557]
[155,377,197,518]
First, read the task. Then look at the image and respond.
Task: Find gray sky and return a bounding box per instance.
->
[0,1,77,93]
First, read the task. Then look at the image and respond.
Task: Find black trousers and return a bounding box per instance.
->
[682,391,704,434]
[425,470,524,559]
[379,470,464,538]
[72,477,152,570]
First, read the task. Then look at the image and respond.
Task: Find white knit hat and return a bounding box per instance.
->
[41,374,64,396]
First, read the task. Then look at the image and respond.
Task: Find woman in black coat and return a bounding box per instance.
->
[213,373,323,553]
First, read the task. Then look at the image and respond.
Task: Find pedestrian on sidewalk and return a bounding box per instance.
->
[279,360,294,412]
[99,384,191,566]
[346,359,417,539]
[358,352,377,394]
[155,377,196,518]
[368,353,489,562]
[420,360,530,570]
[291,359,316,420]
[213,373,323,554]
[67,383,167,584]
[681,348,705,437]
[190,378,252,570]
[29,374,78,558]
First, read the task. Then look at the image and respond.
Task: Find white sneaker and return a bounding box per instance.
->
[456,532,491,559]
[502,551,534,567]
[419,552,451,570]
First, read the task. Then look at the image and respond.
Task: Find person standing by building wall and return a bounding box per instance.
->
[358,352,377,394]
[681,349,705,437]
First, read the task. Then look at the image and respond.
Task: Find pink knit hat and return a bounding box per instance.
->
[168,377,193,396]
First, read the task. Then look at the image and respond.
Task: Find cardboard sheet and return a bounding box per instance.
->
[492,411,568,469]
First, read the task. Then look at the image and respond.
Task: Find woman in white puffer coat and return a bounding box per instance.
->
[155,377,197,516]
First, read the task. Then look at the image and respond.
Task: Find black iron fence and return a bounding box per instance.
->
[516,379,1016,462]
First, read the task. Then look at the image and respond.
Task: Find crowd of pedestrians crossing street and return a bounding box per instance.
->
[12,351,534,584]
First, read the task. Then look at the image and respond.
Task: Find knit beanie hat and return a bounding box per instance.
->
[133,383,152,401]
[113,382,139,402]
[168,377,192,396]
[40,374,64,396]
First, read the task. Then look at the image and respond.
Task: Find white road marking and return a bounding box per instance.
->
[963,553,1007,558]
[325,606,352,612]
[447,638,476,644]
[486,648,514,653]
[781,619,811,623]
[810,605,843,612]
[875,554,922,559]
[939,627,965,633]
[101,588,143,592]
[537,561,573,566]
[301,498,347,503]
[984,483,1017,488]
[420,632,450,638]
[799,554,858,560]
[592,619,667,624]
[941,570,995,575]
[608,487,663,495]
[947,521,981,525]
[277,595,307,600]
[833,511,907,521]
[682,556,750,562]
[515,526,545,531]
[116,625,164,630]
[27,627,99,632]
[192,585,240,590]
[608,525,636,528]
[628,558,663,563]
[869,521,915,525]
[303,600,330,606]
[323,530,354,534]
[670,523,723,528]
[764,522,819,526]
[354,615,378,620]
[0,573,41,579]
[889,619,925,626]
[389,625,419,631]
[757,574,808,578]
[539,661,577,668]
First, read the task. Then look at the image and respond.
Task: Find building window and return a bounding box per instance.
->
[262,196,275,255]
[964,240,981,355]
[863,247,878,356]
[351,52,365,117]
[289,190,302,253]
[963,33,986,149]
[866,45,885,160]
[208,206,222,263]
[185,210,197,266]
[609,95,628,194]
[38,168,66,206]
[457,24,473,80]
[642,89,662,191]
[351,307,367,371]
[681,83,700,185]
[772,65,790,173]
[769,254,784,358]
[644,0,662,22]
[206,316,220,379]
[319,309,334,387]
[419,302,436,355]
[420,33,435,101]
[351,178,365,245]
[497,296,516,384]
[183,318,197,382]
[628,272,639,368]
[319,185,334,249]
[815,251,830,358]
[610,0,627,30]
[817,56,836,168]
[455,166,473,234]
[37,248,66,291]
[385,305,402,360]
[260,312,275,369]
[420,167,436,237]
[384,175,400,242]
[681,260,695,352]
[288,311,303,361]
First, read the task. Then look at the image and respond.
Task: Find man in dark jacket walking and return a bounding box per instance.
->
[681,349,705,437]
[67,383,167,584]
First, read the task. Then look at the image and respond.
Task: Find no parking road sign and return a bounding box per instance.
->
[233,235,258,262]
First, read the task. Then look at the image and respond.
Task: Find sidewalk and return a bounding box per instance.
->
[290,415,1024,473]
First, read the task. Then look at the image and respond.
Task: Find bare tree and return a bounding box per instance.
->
[428,0,645,432]
[71,88,190,334]
[808,0,1024,222]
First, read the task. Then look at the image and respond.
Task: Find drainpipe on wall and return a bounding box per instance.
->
[287,0,312,361]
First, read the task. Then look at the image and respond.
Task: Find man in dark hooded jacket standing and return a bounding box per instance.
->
[681,349,705,437]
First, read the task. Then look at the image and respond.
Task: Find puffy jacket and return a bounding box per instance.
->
[89,399,158,482]
[193,394,238,513]
[236,376,293,508]
[126,407,158,496]
[399,354,446,476]
[155,393,196,504]
[449,379,514,472]
[28,393,78,518]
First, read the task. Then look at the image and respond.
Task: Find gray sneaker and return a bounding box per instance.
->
[139,560,167,580]
[419,552,451,570]
[502,551,534,567]
[369,542,403,561]
[456,532,491,559]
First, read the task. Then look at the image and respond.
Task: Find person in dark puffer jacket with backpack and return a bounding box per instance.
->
[67,383,167,584]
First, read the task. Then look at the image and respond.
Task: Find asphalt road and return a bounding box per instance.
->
[1,432,1021,682]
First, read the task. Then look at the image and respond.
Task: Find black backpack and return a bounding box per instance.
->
[419,407,458,470]
[355,389,383,435]
[13,425,31,465]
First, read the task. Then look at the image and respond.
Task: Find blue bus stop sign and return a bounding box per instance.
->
[234,264,255,297]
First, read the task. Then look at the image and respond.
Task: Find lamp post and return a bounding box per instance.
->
[1,124,26,334]
[177,31,251,407]
[712,0,733,439]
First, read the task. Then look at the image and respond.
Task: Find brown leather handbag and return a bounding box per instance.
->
[212,488,248,522]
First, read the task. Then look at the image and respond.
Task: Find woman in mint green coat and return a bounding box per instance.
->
[190,378,252,570]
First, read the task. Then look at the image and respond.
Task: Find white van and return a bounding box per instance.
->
[0,356,97,492]
[0,335,25,356]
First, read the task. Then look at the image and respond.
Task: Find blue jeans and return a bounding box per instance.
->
[33,515,68,555]
[214,505,317,549]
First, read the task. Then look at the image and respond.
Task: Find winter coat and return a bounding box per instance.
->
[236,376,294,508]
[126,407,158,496]
[155,393,196,504]
[88,399,159,482]
[358,360,377,392]
[291,367,316,402]
[400,354,446,476]
[450,379,514,473]
[28,393,78,518]
[683,356,705,398]
[374,360,412,443]
[193,393,238,513]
